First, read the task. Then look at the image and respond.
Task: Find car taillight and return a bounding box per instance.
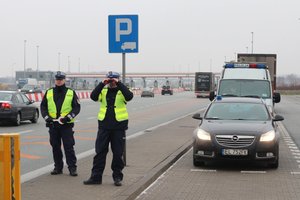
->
[1,103,12,109]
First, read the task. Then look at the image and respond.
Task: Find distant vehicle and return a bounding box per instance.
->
[161,85,173,95]
[20,84,42,93]
[121,42,137,50]
[192,97,284,168]
[17,78,38,89]
[0,90,39,126]
[141,87,154,97]
[194,72,215,98]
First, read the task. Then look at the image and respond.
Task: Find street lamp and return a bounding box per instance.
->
[251,32,254,54]
[58,52,61,71]
[78,57,80,73]
[24,40,27,78]
[37,45,39,82]
[68,56,70,72]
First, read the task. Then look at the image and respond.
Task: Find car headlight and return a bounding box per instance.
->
[196,129,211,141]
[260,130,275,142]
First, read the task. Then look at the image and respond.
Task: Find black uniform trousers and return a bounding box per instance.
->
[91,128,125,181]
[49,125,77,171]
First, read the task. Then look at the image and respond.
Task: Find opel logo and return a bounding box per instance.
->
[232,135,239,142]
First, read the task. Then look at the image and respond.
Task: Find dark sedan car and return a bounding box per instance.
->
[0,91,39,126]
[20,84,42,93]
[141,87,154,97]
[192,97,284,168]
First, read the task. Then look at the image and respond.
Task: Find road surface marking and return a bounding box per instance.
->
[241,171,266,174]
[21,153,44,160]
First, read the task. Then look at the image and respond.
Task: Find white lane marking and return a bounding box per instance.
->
[294,156,300,159]
[241,171,266,174]
[292,152,300,155]
[21,107,206,183]
[296,160,300,163]
[0,130,33,135]
[87,117,96,120]
[190,169,217,172]
[291,172,300,175]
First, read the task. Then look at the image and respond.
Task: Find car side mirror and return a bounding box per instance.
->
[209,91,215,101]
[273,92,281,103]
[192,113,202,120]
[273,114,284,121]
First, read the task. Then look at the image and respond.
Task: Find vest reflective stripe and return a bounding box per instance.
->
[97,88,128,121]
[46,89,75,123]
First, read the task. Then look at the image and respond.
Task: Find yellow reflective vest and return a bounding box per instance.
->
[46,88,75,123]
[97,88,128,121]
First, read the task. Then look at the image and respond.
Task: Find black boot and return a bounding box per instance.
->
[114,178,122,186]
[50,169,63,175]
[69,168,78,176]
[83,177,102,185]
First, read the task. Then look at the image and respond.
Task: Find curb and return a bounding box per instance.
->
[116,139,193,200]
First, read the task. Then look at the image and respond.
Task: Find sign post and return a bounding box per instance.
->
[109,14,139,165]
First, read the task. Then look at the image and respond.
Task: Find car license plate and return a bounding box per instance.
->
[222,149,248,156]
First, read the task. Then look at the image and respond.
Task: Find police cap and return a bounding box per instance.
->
[106,71,120,79]
[55,71,66,80]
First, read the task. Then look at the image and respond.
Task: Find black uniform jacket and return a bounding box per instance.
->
[40,84,81,127]
[90,81,133,130]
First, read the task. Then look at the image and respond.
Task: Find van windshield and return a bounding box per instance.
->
[218,79,271,98]
[223,68,268,80]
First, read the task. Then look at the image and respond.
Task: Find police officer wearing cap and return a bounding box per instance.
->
[84,71,133,186]
[40,71,81,176]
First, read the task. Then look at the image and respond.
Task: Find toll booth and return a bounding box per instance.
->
[0,134,21,200]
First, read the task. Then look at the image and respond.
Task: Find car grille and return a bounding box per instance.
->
[215,135,255,148]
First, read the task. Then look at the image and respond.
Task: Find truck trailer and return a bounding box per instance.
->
[194,72,215,98]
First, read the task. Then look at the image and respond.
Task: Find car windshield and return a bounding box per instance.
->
[22,85,35,90]
[218,79,271,98]
[0,92,13,101]
[205,102,270,121]
[143,87,152,91]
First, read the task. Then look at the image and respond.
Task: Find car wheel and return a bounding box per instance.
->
[268,159,279,169]
[269,147,279,169]
[14,112,21,126]
[31,110,39,123]
[193,157,205,167]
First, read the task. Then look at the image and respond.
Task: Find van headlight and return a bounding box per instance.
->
[260,130,275,142]
[196,129,211,141]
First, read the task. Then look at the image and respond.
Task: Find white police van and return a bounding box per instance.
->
[210,62,281,113]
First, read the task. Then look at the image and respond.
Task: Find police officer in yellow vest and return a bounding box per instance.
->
[84,71,133,186]
[40,71,81,176]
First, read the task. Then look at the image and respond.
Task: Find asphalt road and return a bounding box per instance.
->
[135,95,300,200]
[0,91,209,175]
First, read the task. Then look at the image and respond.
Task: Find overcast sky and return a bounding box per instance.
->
[1,0,300,77]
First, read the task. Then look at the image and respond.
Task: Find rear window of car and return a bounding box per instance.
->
[0,92,13,101]
[205,102,270,121]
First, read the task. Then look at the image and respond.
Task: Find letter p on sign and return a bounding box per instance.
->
[115,18,132,42]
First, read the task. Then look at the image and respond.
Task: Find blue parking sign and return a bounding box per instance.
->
[109,15,138,53]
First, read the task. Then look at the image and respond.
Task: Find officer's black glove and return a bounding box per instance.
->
[59,116,71,124]
[44,116,53,123]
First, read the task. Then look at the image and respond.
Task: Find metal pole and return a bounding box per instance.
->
[68,56,70,72]
[37,45,39,82]
[251,32,254,54]
[122,53,127,166]
[58,52,61,71]
[23,40,27,78]
[122,53,126,83]
[78,57,80,73]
